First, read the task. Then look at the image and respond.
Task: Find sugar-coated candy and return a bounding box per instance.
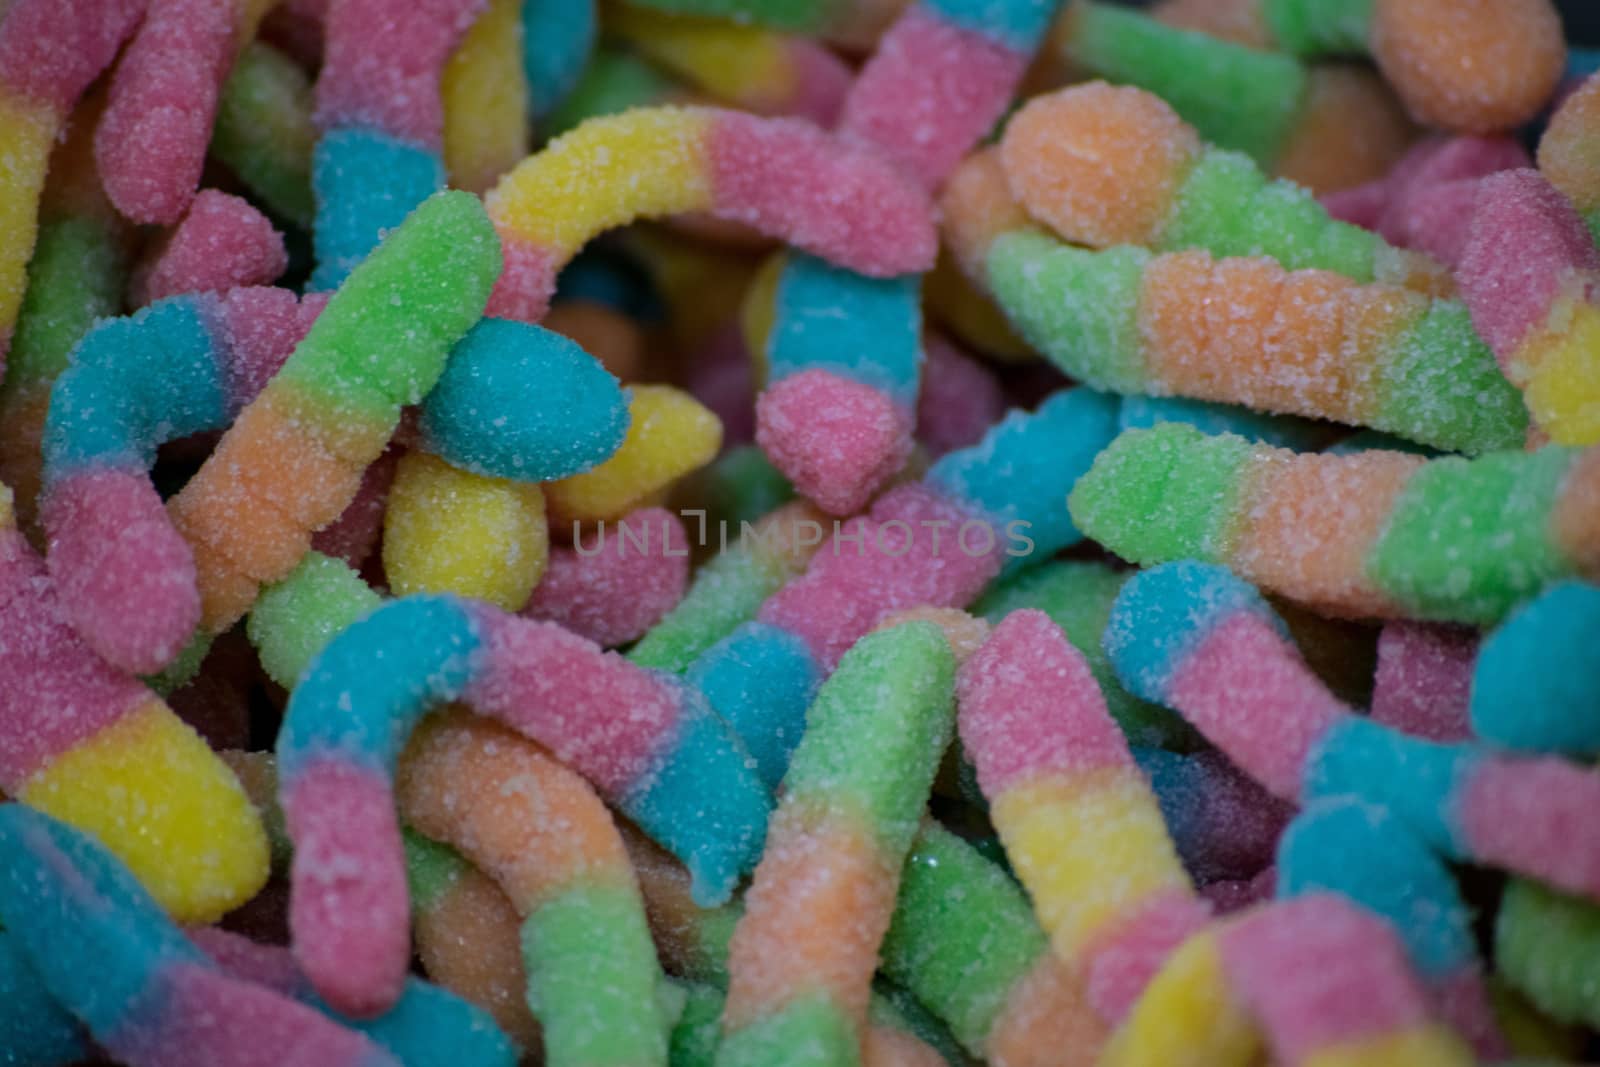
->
[1459,168,1600,446]
[484,106,937,322]
[628,499,826,674]
[0,930,88,1067]
[188,925,519,1067]
[441,0,530,194]
[1540,70,1600,242]
[307,0,482,289]
[95,0,279,225]
[882,822,1107,1067]
[0,804,399,1067]
[278,592,770,1011]
[958,611,1211,1023]
[0,0,144,367]
[751,0,1057,516]
[974,559,1200,748]
[1278,797,1506,1056]
[0,484,270,922]
[42,287,315,672]
[246,550,383,688]
[545,384,721,523]
[1108,895,1474,1067]
[524,506,690,646]
[1471,581,1600,756]
[983,225,1525,455]
[170,190,499,636]
[129,190,289,306]
[0,142,126,531]
[405,830,540,1049]
[212,41,318,227]
[915,333,1007,458]
[520,0,597,120]
[609,6,850,125]
[382,451,548,611]
[1073,423,1598,624]
[398,712,677,1067]
[1131,747,1293,885]
[717,622,953,1067]
[1322,134,1531,269]
[1055,2,1414,194]
[1370,621,1476,742]
[1496,877,1600,1031]
[1106,561,1600,900]
[1000,82,1445,290]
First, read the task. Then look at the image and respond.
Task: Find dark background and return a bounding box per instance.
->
[1558,0,1600,47]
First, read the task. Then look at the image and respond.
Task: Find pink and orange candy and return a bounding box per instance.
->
[1540,69,1600,242]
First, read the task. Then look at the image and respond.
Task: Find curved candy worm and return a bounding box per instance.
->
[0,483,270,923]
[483,106,938,323]
[0,805,395,1067]
[1105,561,1600,902]
[399,712,677,1067]
[277,592,770,1013]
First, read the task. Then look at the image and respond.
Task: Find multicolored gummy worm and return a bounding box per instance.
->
[1459,168,1600,446]
[308,0,482,289]
[276,591,769,1014]
[999,82,1448,292]
[957,610,1211,1025]
[751,0,1061,515]
[0,481,270,924]
[168,191,499,640]
[398,711,678,1067]
[481,104,938,323]
[1104,561,1600,903]
[716,622,954,1067]
[953,153,1527,453]
[1054,1,1415,194]
[1062,0,1565,135]
[1277,796,1507,1056]
[1071,422,1599,624]
[1105,894,1474,1067]
[0,804,399,1067]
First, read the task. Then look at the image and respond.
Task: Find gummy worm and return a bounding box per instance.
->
[276,592,770,1013]
[1072,423,1598,623]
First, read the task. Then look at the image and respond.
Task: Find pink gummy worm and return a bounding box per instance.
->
[0,0,146,110]
[522,507,690,648]
[95,0,249,224]
[838,5,1030,189]
[757,483,1004,670]
[1459,168,1600,365]
[1369,622,1476,743]
[132,191,290,306]
[315,0,485,146]
[1166,611,1353,802]
[1220,895,1440,1066]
